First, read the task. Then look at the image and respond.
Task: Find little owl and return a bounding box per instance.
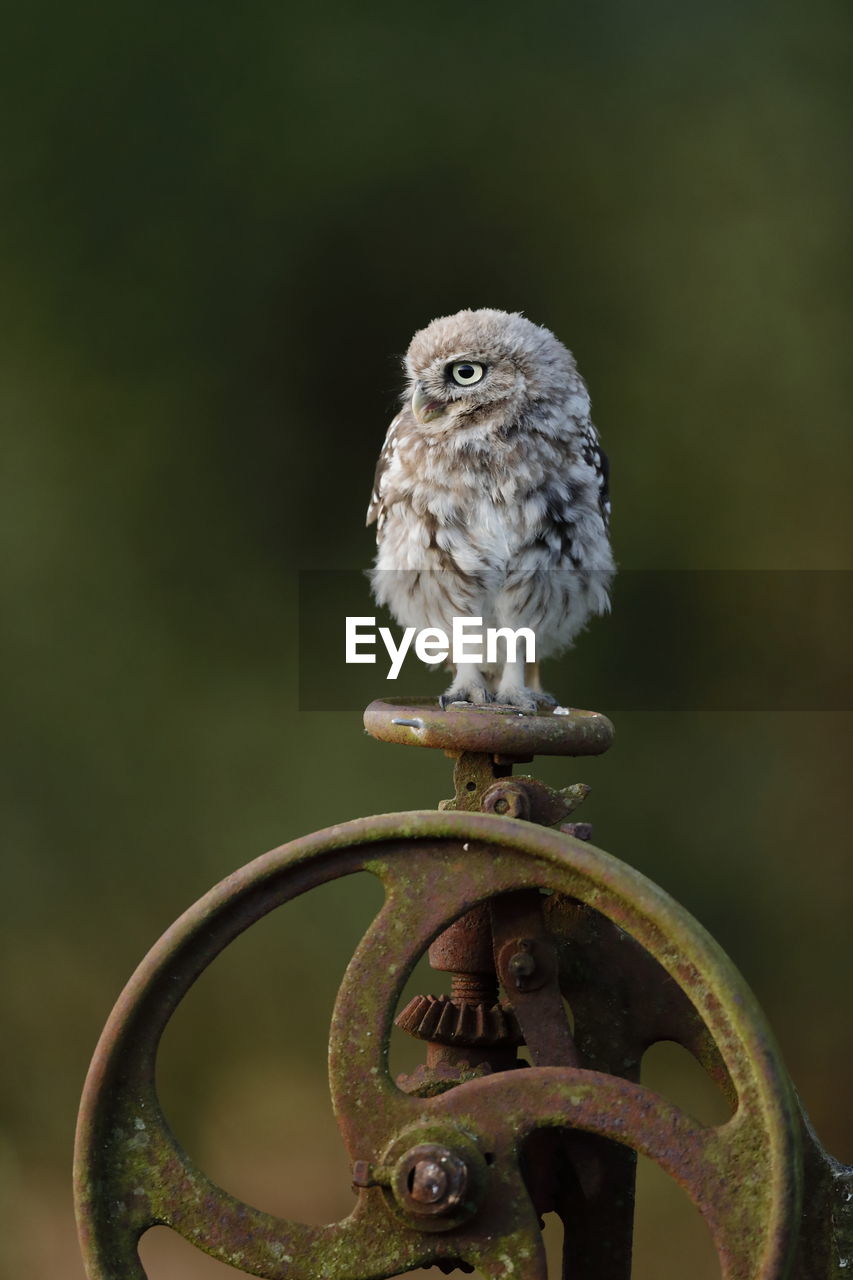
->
[367,308,614,711]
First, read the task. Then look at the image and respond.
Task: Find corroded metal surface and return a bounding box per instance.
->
[492,890,581,1069]
[75,811,807,1279]
[364,697,614,757]
[396,993,522,1050]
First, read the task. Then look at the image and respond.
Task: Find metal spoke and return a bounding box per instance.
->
[433,1064,793,1280]
[164,1190,433,1280]
[78,1068,437,1280]
[327,849,438,1147]
[328,840,522,1154]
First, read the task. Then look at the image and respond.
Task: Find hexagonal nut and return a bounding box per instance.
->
[482,781,531,821]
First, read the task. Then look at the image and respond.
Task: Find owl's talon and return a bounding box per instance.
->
[440,685,493,710]
[495,686,555,714]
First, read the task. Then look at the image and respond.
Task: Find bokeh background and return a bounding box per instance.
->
[2,0,851,1276]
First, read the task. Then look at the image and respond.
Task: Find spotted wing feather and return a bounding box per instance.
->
[581,425,611,528]
[366,411,407,531]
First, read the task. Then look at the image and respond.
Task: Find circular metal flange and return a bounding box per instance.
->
[363,697,614,757]
[75,811,801,1280]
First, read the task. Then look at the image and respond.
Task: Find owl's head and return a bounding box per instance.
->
[404,308,578,437]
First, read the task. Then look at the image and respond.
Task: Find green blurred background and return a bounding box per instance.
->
[1,0,851,1275]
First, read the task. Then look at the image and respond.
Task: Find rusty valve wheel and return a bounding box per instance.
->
[75,810,801,1280]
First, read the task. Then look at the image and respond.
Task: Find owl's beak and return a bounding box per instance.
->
[412,384,447,425]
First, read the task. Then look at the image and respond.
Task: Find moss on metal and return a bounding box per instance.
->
[74,799,849,1277]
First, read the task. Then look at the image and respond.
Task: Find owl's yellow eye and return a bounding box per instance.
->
[449,361,485,386]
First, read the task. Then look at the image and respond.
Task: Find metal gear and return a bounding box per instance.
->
[395,993,523,1049]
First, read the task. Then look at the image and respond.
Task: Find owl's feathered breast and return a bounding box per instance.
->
[367,404,611,577]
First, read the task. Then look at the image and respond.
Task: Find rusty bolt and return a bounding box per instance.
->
[482,781,531,821]
[409,1159,449,1204]
[507,940,537,988]
[393,1144,468,1218]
